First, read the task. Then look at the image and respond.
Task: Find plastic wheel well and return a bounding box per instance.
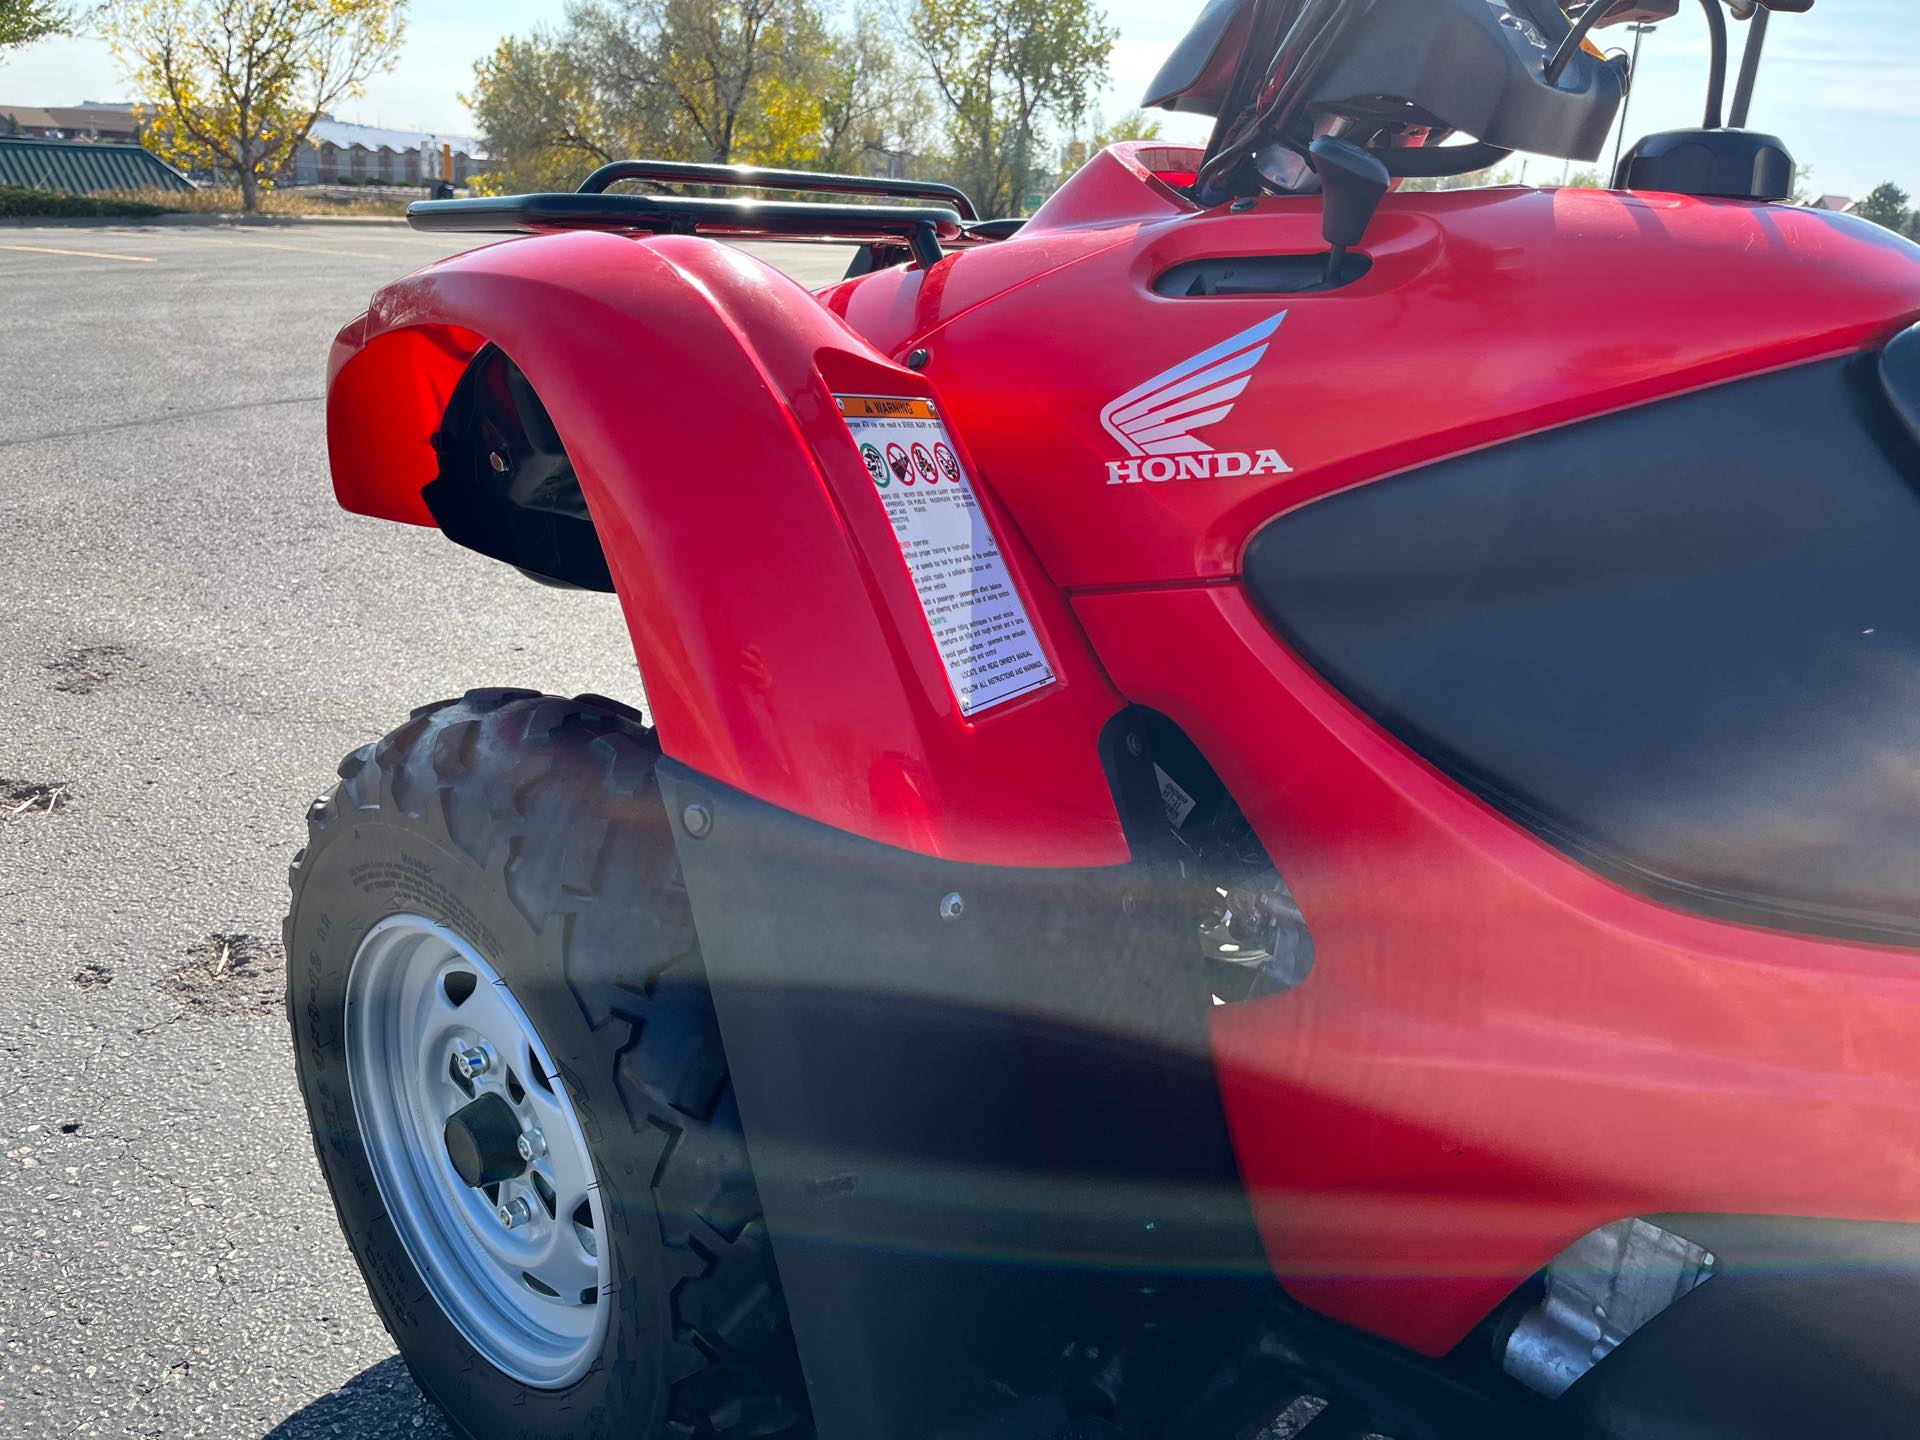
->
[421,344,615,592]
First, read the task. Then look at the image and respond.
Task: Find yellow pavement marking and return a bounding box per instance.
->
[0,242,157,263]
[181,235,390,260]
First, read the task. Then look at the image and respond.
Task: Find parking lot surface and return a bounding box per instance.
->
[0,221,846,1437]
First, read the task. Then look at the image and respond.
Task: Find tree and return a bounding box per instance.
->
[469,0,906,192]
[1,0,68,49]
[1052,110,1161,184]
[574,0,831,165]
[467,29,629,191]
[1854,181,1912,233]
[1088,109,1162,150]
[906,0,1116,215]
[104,0,406,213]
[472,0,864,189]
[815,4,932,175]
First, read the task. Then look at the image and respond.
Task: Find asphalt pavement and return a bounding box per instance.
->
[0,221,848,1438]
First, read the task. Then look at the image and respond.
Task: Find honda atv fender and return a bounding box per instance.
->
[325,229,1128,868]
[324,229,1278,1437]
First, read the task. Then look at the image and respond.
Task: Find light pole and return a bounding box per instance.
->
[1611,23,1657,179]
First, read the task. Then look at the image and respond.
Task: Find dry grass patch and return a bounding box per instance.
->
[101,186,410,217]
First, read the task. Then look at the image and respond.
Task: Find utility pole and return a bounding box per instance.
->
[1611,23,1657,179]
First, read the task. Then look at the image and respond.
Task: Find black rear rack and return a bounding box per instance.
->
[408,159,1008,268]
[576,159,979,220]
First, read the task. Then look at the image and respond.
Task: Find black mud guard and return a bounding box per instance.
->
[656,723,1275,1438]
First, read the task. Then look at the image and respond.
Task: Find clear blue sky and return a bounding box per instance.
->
[2,0,1913,199]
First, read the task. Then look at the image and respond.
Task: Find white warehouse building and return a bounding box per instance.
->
[291,116,488,187]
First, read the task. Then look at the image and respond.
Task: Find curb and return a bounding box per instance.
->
[1,212,411,229]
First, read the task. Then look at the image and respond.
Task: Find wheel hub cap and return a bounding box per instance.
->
[444,1093,529,1189]
[345,915,611,1388]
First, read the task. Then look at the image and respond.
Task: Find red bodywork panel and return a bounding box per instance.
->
[828,148,1920,589]
[328,142,1920,1357]
[1080,585,1920,1354]
[327,231,1128,868]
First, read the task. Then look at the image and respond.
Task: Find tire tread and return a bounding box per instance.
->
[286,689,806,1438]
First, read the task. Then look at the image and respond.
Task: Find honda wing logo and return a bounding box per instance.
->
[1099,311,1292,484]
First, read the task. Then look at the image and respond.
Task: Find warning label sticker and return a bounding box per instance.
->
[837,394,1056,716]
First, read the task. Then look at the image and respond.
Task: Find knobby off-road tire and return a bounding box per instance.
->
[284,689,808,1439]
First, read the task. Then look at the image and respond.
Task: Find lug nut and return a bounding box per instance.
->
[497,1196,534,1230]
[516,1128,548,1162]
[451,1045,490,1081]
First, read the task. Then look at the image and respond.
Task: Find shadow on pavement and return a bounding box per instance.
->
[264,1355,456,1438]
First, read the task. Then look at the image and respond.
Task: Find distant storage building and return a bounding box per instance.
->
[1,103,488,189]
[0,102,141,144]
[294,117,487,186]
[0,136,194,195]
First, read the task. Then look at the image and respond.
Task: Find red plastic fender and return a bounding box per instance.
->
[326,231,1128,867]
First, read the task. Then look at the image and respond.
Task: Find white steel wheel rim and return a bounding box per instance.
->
[345,915,611,1388]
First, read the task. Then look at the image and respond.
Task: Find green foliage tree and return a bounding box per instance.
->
[590,0,830,164]
[1854,181,1912,232]
[1053,109,1162,184]
[104,0,407,212]
[906,0,1116,215]
[814,4,931,174]
[469,0,924,191]
[467,28,631,190]
[1,0,67,49]
[471,0,1120,208]
[1088,109,1163,150]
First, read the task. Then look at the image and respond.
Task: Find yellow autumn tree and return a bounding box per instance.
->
[619,0,815,164]
[465,31,620,192]
[468,0,929,193]
[104,0,407,212]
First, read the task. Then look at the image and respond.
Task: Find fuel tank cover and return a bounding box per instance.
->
[1612,128,1794,200]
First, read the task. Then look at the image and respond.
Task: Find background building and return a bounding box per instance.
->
[294,117,487,186]
[0,135,193,195]
[0,104,488,188]
[0,102,141,144]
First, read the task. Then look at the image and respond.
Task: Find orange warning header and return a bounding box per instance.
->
[837,394,937,421]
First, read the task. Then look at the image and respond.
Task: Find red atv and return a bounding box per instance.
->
[287,0,1920,1434]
